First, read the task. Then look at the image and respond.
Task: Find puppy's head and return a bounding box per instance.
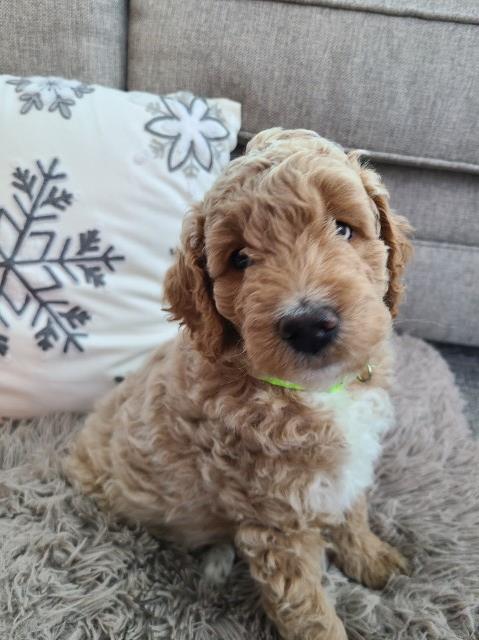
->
[165,128,412,386]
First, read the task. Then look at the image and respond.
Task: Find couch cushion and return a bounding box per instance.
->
[373,163,479,247]
[397,240,478,346]
[0,1,127,88]
[360,161,479,346]
[128,0,479,170]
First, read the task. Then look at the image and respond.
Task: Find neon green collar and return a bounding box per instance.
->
[258,363,373,394]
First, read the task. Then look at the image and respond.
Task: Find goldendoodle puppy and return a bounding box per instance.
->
[65,128,412,640]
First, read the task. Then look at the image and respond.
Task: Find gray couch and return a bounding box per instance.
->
[1,0,477,422]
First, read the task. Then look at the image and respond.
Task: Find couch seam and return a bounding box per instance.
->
[413,239,479,254]
[237,132,479,176]
[123,0,130,90]
[260,0,479,26]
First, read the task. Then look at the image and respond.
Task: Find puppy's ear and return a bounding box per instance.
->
[349,152,413,317]
[164,205,227,360]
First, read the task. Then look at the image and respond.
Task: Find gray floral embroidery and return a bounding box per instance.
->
[145,94,229,177]
[6,76,94,119]
[0,158,124,355]
[0,334,8,356]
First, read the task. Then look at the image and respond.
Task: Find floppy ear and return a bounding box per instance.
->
[349,153,413,317]
[163,205,227,360]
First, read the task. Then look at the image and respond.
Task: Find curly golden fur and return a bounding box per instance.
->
[65,128,412,640]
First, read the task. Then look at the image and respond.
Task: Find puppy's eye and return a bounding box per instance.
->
[336,222,353,240]
[230,249,252,270]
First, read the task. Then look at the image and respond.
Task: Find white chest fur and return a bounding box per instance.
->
[305,387,394,516]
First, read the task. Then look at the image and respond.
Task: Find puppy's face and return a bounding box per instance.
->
[165,129,412,386]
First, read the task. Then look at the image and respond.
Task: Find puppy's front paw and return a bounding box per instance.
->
[331,533,409,590]
[362,538,409,590]
[301,616,348,640]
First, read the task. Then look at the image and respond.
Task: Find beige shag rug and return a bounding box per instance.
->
[1,334,478,640]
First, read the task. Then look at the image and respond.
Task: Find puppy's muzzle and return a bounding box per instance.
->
[279,304,339,355]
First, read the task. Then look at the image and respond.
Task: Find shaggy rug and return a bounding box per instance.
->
[0,334,478,640]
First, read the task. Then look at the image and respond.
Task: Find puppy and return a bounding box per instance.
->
[65,128,412,640]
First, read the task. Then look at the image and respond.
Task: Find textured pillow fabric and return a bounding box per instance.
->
[0,75,241,418]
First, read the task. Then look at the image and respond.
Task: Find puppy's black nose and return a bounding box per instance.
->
[279,305,339,355]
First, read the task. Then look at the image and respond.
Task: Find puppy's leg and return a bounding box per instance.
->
[236,523,347,640]
[325,496,409,590]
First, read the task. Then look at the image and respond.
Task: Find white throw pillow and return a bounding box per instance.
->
[0,75,241,418]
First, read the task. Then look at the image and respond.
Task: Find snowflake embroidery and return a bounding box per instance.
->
[6,76,94,119]
[0,158,124,355]
[145,95,229,176]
